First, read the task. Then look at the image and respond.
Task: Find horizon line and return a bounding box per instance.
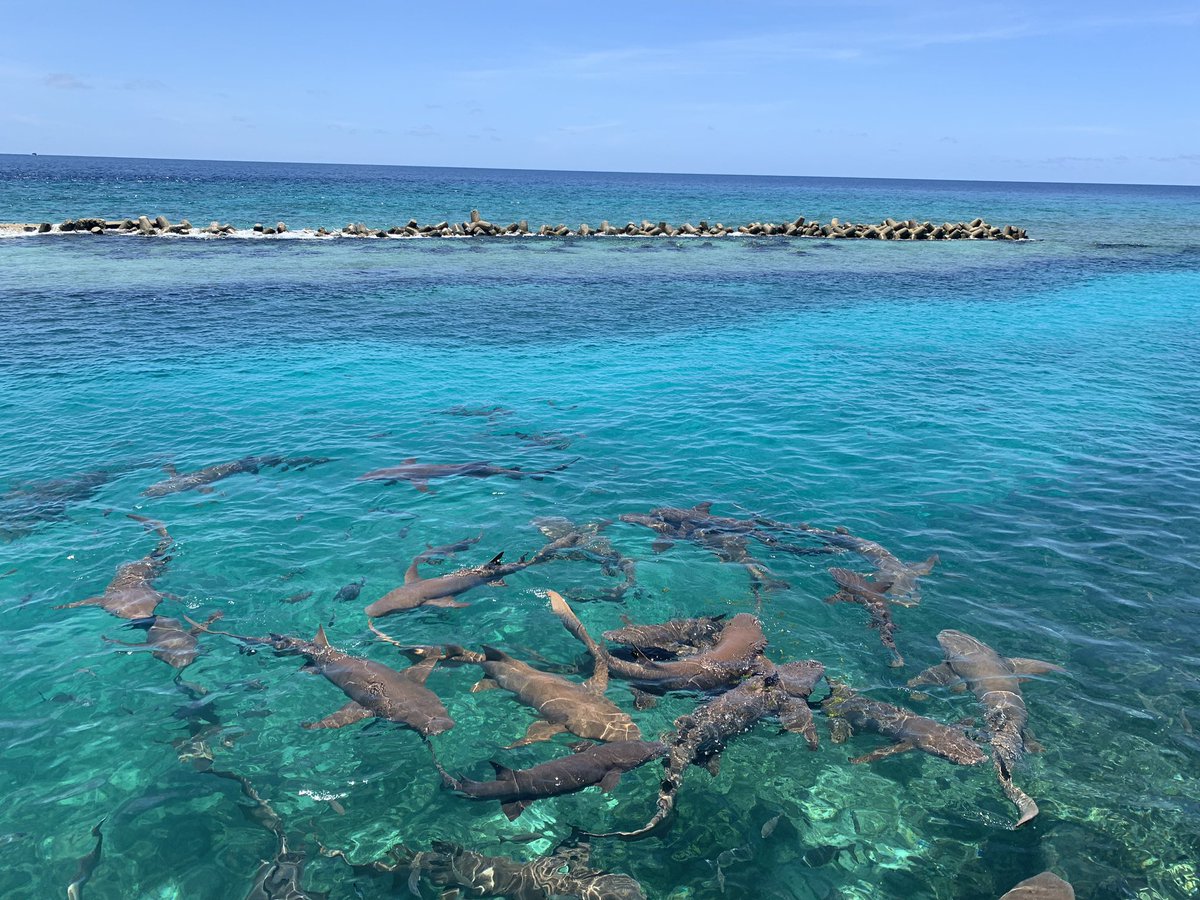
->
[2,151,1197,190]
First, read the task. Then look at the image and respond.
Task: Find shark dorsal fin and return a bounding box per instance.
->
[314,625,331,648]
[694,501,713,514]
[489,760,516,781]
[403,457,417,464]
[481,645,511,663]
[486,552,504,566]
[163,463,178,476]
[404,557,423,584]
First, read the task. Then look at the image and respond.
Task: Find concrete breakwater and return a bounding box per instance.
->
[11,211,1029,240]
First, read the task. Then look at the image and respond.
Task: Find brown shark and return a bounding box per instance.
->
[323,838,646,900]
[796,524,937,605]
[999,872,1075,900]
[437,739,666,820]
[56,514,173,619]
[825,567,906,667]
[463,641,641,746]
[909,629,1064,826]
[358,456,579,493]
[590,660,825,840]
[554,594,768,696]
[619,502,791,597]
[66,819,104,900]
[364,537,577,618]
[104,612,224,669]
[374,592,640,747]
[821,679,985,765]
[533,516,638,602]
[207,769,328,900]
[191,621,454,737]
[143,455,330,497]
[602,614,728,659]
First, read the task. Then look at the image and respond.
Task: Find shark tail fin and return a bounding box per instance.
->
[548,590,609,663]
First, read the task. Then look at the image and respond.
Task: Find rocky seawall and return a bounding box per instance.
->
[3,211,1029,240]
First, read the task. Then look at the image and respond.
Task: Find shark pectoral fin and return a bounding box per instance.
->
[470,677,501,693]
[403,657,439,686]
[413,481,432,494]
[631,688,658,711]
[425,597,470,608]
[55,596,104,609]
[950,682,968,694]
[850,741,915,764]
[1008,657,1066,678]
[599,770,623,792]
[500,799,532,821]
[102,636,140,648]
[911,554,939,576]
[197,486,215,495]
[487,579,507,587]
[1021,726,1045,753]
[404,558,422,584]
[907,663,957,690]
[703,755,722,777]
[299,661,320,673]
[786,703,821,750]
[302,701,372,730]
[506,720,566,749]
[163,463,179,476]
[650,538,675,553]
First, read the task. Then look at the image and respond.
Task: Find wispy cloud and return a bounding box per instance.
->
[43,72,89,90]
[557,121,622,135]
[121,78,166,91]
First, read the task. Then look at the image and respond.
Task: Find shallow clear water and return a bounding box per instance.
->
[1,155,1199,899]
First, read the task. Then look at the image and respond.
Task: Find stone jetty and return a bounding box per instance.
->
[7,211,1029,241]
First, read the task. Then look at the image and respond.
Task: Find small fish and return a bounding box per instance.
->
[716,865,726,894]
[0,832,29,845]
[761,814,782,839]
[334,578,366,603]
[328,798,346,815]
[498,832,544,845]
[717,846,752,867]
[281,590,314,604]
[1182,707,1194,735]
[353,884,366,900]
[1,568,16,578]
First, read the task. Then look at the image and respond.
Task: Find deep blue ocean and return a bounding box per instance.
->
[1,154,1198,899]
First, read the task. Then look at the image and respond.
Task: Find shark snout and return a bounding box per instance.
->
[423,715,455,736]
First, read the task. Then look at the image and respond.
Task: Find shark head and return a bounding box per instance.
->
[936,629,991,661]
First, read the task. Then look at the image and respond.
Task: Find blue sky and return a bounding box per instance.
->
[2,3,1198,183]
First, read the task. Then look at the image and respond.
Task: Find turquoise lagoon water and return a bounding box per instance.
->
[1,155,1199,899]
